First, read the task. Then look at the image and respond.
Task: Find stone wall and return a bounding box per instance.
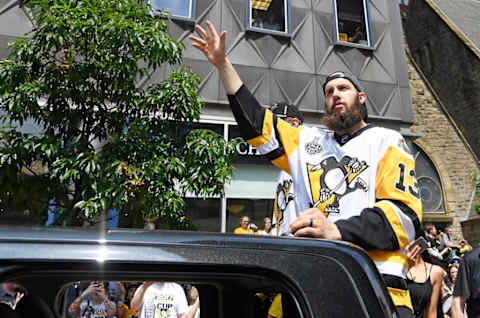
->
[406,0,480,163]
[407,53,479,245]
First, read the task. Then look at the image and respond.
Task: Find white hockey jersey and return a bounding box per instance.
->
[272,170,297,236]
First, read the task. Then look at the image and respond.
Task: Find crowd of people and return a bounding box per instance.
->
[0,281,201,318]
[405,224,478,318]
[67,281,201,318]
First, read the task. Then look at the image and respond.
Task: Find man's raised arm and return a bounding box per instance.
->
[190,21,301,174]
[190,20,242,94]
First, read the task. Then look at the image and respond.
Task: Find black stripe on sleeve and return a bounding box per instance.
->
[227,84,267,141]
[265,148,285,161]
[263,115,285,161]
[335,207,400,251]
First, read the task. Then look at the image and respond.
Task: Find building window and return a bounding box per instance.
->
[247,0,290,35]
[333,0,373,48]
[406,140,445,214]
[185,198,222,232]
[150,0,196,20]
[227,198,274,233]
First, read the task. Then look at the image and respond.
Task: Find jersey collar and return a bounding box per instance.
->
[334,124,375,146]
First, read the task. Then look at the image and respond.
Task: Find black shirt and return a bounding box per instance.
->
[453,247,480,317]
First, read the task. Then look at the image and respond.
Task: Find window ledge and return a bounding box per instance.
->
[151,12,196,23]
[334,41,374,51]
[246,27,292,39]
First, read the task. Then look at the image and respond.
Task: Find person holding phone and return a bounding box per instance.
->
[406,237,444,318]
[69,281,116,318]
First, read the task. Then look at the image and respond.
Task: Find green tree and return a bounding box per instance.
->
[0,0,237,228]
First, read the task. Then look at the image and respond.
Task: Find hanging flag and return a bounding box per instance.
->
[251,0,273,11]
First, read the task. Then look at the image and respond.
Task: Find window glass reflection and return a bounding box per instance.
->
[184,198,221,232]
[250,0,287,33]
[335,0,371,46]
[150,0,194,18]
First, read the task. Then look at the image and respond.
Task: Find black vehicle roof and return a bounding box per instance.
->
[0,226,396,317]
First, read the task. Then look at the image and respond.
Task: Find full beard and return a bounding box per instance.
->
[322,96,365,131]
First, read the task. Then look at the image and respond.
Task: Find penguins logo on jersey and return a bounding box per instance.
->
[274,179,294,231]
[307,156,368,216]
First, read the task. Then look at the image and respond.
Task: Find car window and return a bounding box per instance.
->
[50,280,300,318]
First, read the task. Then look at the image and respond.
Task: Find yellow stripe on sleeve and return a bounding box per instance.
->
[387,287,413,311]
[247,110,273,147]
[276,118,302,157]
[272,155,291,174]
[375,201,409,249]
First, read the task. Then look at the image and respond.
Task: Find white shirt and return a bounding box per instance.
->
[137,283,188,318]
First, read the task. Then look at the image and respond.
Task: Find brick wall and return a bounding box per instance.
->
[407,53,479,246]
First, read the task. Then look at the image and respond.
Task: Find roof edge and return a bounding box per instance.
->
[424,0,480,59]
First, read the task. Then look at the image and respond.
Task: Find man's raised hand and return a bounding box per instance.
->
[190,20,227,69]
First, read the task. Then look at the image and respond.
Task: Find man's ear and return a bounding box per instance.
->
[358,92,367,104]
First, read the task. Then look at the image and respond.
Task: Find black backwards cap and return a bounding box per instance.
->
[270,102,304,124]
[322,71,368,121]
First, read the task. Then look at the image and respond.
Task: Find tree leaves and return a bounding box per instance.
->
[0,0,237,229]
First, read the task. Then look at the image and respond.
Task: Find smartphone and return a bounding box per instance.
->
[412,236,429,254]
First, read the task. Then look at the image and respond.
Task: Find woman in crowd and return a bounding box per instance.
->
[440,264,458,317]
[406,238,445,318]
[257,217,273,236]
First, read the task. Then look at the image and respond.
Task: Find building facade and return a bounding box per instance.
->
[1,0,477,241]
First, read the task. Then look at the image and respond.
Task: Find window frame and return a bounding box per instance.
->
[246,0,292,37]
[332,0,375,50]
[149,0,197,22]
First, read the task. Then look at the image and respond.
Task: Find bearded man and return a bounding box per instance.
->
[190,21,422,318]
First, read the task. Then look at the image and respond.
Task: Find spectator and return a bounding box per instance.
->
[131,282,188,318]
[348,26,365,44]
[257,217,273,235]
[107,281,126,303]
[68,281,116,318]
[424,224,438,248]
[441,264,458,317]
[234,216,255,234]
[117,284,139,318]
[0,283,25,310]
[440,226,460,263]
[406,239,444,318]
[185,285,200,318]
[262,13,283,32]
[424,224,446,269]
[441,226,454,247]
[435,232,451,267]
[269,102,303,236]
[451,247,480,318]
[458,240,472,257]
